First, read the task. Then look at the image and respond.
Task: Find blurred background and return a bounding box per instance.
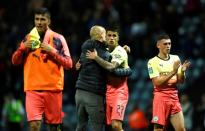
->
[0,0,205,130]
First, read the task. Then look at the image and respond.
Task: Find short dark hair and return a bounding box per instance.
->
[156,33,170,41]
[106,25,120,33]
[34,7,50,18]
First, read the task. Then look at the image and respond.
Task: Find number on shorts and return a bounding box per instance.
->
[116,105,124,116]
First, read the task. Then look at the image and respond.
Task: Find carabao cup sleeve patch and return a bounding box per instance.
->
[148,67,153,74]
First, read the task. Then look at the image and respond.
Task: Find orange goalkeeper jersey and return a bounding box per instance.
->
[12,28,72,91]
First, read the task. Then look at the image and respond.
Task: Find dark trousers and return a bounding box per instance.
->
[75,89,105,131]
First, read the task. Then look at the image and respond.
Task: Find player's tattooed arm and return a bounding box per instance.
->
[113,67,132,76]
[86,49,119,71]
[95,56,119,71]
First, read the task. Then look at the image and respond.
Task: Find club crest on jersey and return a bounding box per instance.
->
[159,63,163,67]
[152,116,159,122]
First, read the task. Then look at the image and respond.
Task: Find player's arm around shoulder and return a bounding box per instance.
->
[86,48,120,71]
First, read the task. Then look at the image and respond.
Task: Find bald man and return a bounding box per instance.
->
[75,25,110,131]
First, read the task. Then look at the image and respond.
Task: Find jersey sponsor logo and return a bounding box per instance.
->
[148,67,153,74]
[152,116,159,122]
[159,72,169,75]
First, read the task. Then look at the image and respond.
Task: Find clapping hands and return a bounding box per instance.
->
[181,60,191,72]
